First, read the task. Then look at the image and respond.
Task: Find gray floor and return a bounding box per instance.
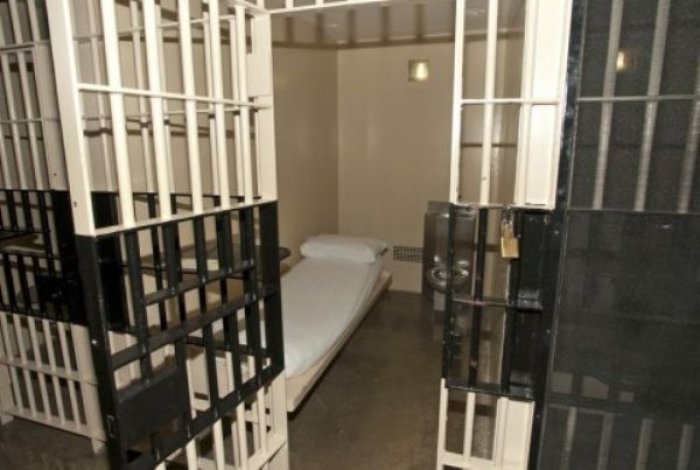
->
[0,291,443,469]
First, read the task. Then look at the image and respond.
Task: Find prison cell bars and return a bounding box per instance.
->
[47,1,288,468]
[448,0,571,208]
[580,0,700,213]
[0,0,104,450]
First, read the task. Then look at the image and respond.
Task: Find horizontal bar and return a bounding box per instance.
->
[453,295,543,313]
[142,263,253,306]
[461,98,559,105]
[78,83,268,109]
[110,286,277,370]
[579,94,698,103]
[0,356,91,384]
[0,40,50,53]
[446,378,535,401]
[92,198,273,239]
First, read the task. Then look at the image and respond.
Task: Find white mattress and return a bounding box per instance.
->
[280,257,382,378]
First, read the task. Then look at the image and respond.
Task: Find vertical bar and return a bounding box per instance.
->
[12,314,37,416]
[592,0,624,209]
[597,413,615,470]
[42,318,66,424]
[202,13,220,195]
[229,18,246,194]
[0,118,12,188]
[514,0,538,205]
[634,0,670,210]
[27,318,51,417]
[677,55,700,213]
[86,0,116,191]
[46,0,96,235]
[178,0,204,213]
[462,391,476,463]
[155,3,176,194]
[15,50,45,189]
[100,0,136,226]
[235,6,254,203]
[143,0,173,218]
[125,232,153,378]
[57,322,80,427]
[0,51,28,188]
[448,0,466,203]
[560,407,578,470]
[636,418,654,470]
[236,402,250,470]
[210,0,232,206]
[213,419,226,469]
[479,0,499,205]
[129,0,156,193]
[677,424,694,470]
[0,312,24,411]
[469,208,488,386]
[493,397,509,466]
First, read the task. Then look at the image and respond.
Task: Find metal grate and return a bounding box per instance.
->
[392,245,423,263]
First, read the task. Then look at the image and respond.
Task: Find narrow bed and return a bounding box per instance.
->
[188,235,392,413]
[281,235,391,411]
[283,257,391,411]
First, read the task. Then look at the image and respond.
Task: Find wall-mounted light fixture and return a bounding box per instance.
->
[409,60,429,82]
[616,49,638,72]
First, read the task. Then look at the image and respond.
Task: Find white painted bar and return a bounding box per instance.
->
[462,391,475,462]
[230,18,246,194]
[42,319,67,424]
[57,322,80,429]
[86,0,116,191]
[129,0,156,193]
[156,3,176,195]
[592,0,624,209]
[448,0,466,203]
[12,314,37,416]
[0,51,28,188]
[203,14,220,194]
[178,0,204,213]
[0,313,24,411]
[235,6,255,203]
[634,0,670,211]
[251,14,278,199]
[27,319,51,418]
[210,0,232,206]
[143,0,173,218]
[678,56,700,213]
[478,0,499,205]
[561,407,578,470]
[15,51,45,189]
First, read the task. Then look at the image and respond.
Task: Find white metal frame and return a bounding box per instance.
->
[44,0,288,468]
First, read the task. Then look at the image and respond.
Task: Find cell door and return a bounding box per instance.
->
[45,1,287,468]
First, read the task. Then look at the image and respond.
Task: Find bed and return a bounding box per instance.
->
[187,235,392,413]
[282,254,392,411]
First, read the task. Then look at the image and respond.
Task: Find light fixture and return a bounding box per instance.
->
[616,49,638,72]
[409,60,429,83]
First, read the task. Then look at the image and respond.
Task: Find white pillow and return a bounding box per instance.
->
[300,234,388,264]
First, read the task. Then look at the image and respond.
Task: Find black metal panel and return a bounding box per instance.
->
[76,202,284,469]
[0,190,84,323]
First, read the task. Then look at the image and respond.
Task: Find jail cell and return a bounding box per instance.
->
[36,0,288,468]
[0,0,105,450]
[435,0,572,468]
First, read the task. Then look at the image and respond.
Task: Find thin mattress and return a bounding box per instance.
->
[281,257,382,378]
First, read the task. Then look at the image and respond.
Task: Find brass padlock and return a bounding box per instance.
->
[500,217,520,259]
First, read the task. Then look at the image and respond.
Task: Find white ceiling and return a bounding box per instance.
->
[271,0,526,46]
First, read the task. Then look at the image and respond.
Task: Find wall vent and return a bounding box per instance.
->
[392,246,423,264]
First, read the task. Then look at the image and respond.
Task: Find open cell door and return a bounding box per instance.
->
[45,0,287,468]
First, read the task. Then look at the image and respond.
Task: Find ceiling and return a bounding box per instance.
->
[271,0,526,46]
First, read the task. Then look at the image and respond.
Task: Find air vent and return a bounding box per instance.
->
[393,246,423,264]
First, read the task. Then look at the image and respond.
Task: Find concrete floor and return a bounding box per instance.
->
[0,291,443,469]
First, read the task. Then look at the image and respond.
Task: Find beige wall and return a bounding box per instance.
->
[337,43,453,292]
[273,47,339,265]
